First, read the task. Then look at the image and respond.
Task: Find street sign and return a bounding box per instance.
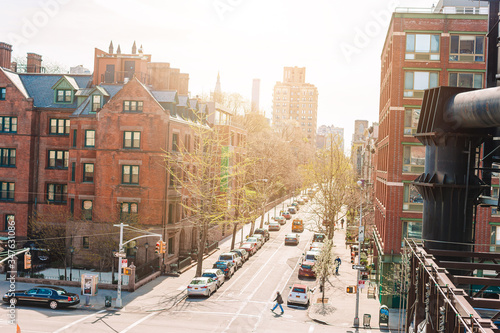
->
[358,280,366,289]
[114,252,126,258]
[352,264,366,270]
[359,226,365,243]
[121,259,128,268]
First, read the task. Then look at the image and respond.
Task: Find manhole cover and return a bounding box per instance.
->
[317,298,328,303]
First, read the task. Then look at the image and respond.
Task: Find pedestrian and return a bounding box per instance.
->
[335,256,342,275]
[271,291,284,314]
[341,218,344,229]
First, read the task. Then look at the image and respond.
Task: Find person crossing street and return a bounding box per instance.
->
[271,291,284,314]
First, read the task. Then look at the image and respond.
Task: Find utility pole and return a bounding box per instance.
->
[353,180,364,327]
[114,222,128,308]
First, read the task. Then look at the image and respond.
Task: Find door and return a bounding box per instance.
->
[124,61,135,80]
[104,64,115,83]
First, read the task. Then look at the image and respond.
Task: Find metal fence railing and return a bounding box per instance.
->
[178,257,191,270]
[135,258,159,282]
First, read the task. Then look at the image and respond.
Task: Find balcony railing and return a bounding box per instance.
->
[395,6,487,15]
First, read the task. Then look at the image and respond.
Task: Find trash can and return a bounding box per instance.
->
[105,296,112,308]
[363,314,371,328]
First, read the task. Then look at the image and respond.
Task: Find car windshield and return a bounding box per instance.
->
[292,287,306,293]
[313,234,325,242]
[190,279,206,285]
[305,255,316,261]
[247,237,258,242]
[293,221,302,225]
[219,255,233,260]
[301,264,312,269]
[202,273,215,278]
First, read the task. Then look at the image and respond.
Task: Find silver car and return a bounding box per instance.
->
[187,277,218,297]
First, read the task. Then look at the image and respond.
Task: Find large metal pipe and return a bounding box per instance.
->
[445,87,500,128]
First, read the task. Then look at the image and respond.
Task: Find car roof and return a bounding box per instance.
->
[203,269,220,273]
[35,285,66,291]
[285,234,297,237]
[220,252,235,256]
[192,277,210,281]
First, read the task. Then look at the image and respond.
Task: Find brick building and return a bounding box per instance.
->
[272,67,318,144]
[374,1,494,307]
[0,42,246,270]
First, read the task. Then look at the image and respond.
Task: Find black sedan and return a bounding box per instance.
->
[2,286,80,309]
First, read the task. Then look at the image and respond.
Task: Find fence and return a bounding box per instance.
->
[135,258,160,282]
[178,257,191,270]
[206,241,219,253]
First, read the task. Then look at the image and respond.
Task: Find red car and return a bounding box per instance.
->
[298,261,316,278]
[240,243,257,256]
[282,211,292,220]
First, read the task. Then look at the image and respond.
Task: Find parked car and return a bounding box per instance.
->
[303,250,321,262]
[297,198,305,205]
[312,233,326,243]
[287,284,310,306]
[292,219,304,233]
[213,261,236,278]
[281,211,292,220]
[228,249,245,265]
[301,196,309,203]
[298,261,316,278]
[201,269,226,287]
[274,216,286,225]
[268,221,281,231]
[252,234,266,246]
[218,252,243,269]
[240,243,257,256]
[288,206,297,214]
[2,286,80,309]
[254,228,270,242]
[246,236,263,249]
[291,202,300,210]
[310,242,324,251]
[285,233,299,246]
[187,277,218,297]
[231,248,249,263]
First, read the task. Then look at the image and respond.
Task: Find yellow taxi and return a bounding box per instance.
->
[292,219,304,233]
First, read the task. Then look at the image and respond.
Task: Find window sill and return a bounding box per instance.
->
[49,133,70,136]
[46,201,67,205]
[0,165,16,168]
[47,168,69,170]
[120,183,140,186]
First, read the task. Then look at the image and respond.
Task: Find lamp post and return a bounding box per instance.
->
[144,243,149,263]
[69,246,75,281]
[354,180,364,327]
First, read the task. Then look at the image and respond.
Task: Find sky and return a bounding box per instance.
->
[1,0,438,152]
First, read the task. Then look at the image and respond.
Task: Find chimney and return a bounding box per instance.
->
[132,41,137,54]
[0,42,13,69]
[27,53,42,73]
[109,40,114,54]
[116,44,121,54]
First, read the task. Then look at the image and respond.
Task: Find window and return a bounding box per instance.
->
[82,200,92,220]
[404,109,421,135]
[448,72,483,88]
[47,184,67,203]
[4,214,14,231]
[48,150,69,169]
[403,184,423,212]
[168,236,174,255]
[405,34,440,60]
[123,131,141,149]
[82,236,90,249]
[490,226,500,252]
[168,203,174,224]
[56,89,72,103]
[0,148,15,167]
[123,101,143,112]
[72,129,77,147]
[0,182,15,201]
[172,133,179,152]
[71,162,76,182]
[404,71,439,98]
[121,202,138,222]
[184,134,191,152]
[70,198,74,215]
[450,35,485,62]
[402,221,422,247]
[0,116,18,133]
[85,130,95,147]
[91,95,102,112]
[83,163,94,183]
[122,165,139,184]
[0,88,5,100]
[49,119,70,135]
[403,145,425,173]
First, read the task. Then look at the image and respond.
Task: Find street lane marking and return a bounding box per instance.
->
[308,324,315,333]
[172,310,259,318]
[119,312,156,333]
[53,309,106,333]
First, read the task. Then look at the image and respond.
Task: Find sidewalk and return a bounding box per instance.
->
[307,227,403,332]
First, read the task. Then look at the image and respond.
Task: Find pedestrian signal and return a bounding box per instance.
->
[24,253,32,269]
[346,286,357,294]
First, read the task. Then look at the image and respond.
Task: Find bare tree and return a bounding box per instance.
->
[312,238,334,302]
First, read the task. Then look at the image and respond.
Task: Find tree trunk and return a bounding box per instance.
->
[230,222,238,250]
[195,222,208,277]
[321,276,326,301]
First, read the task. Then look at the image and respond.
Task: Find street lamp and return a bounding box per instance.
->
[69,246,75,281]
[354,180,364,327]
[144,243,149,263]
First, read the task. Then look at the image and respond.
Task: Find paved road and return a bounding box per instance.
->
[1,197,346,333]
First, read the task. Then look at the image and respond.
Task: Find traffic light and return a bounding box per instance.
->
[155,241,161,254]
[351,253,355,264]
[161,241,166,254]
[24,253,32,269]
[122,267,131,275]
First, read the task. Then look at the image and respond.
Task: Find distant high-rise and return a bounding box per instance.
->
[272,66,318,143]
[213,71,222,103]
[251,78,260,112]
[317,125,344,151]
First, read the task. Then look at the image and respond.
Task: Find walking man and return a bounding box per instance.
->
[335,256,342,275]
[341,218,344,229]
[271,291,284,314]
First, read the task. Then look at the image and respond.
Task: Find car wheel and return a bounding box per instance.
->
[10,297,17,305]
[287,301,290,306]
[207,290,211,297]
[49,300,58,309]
